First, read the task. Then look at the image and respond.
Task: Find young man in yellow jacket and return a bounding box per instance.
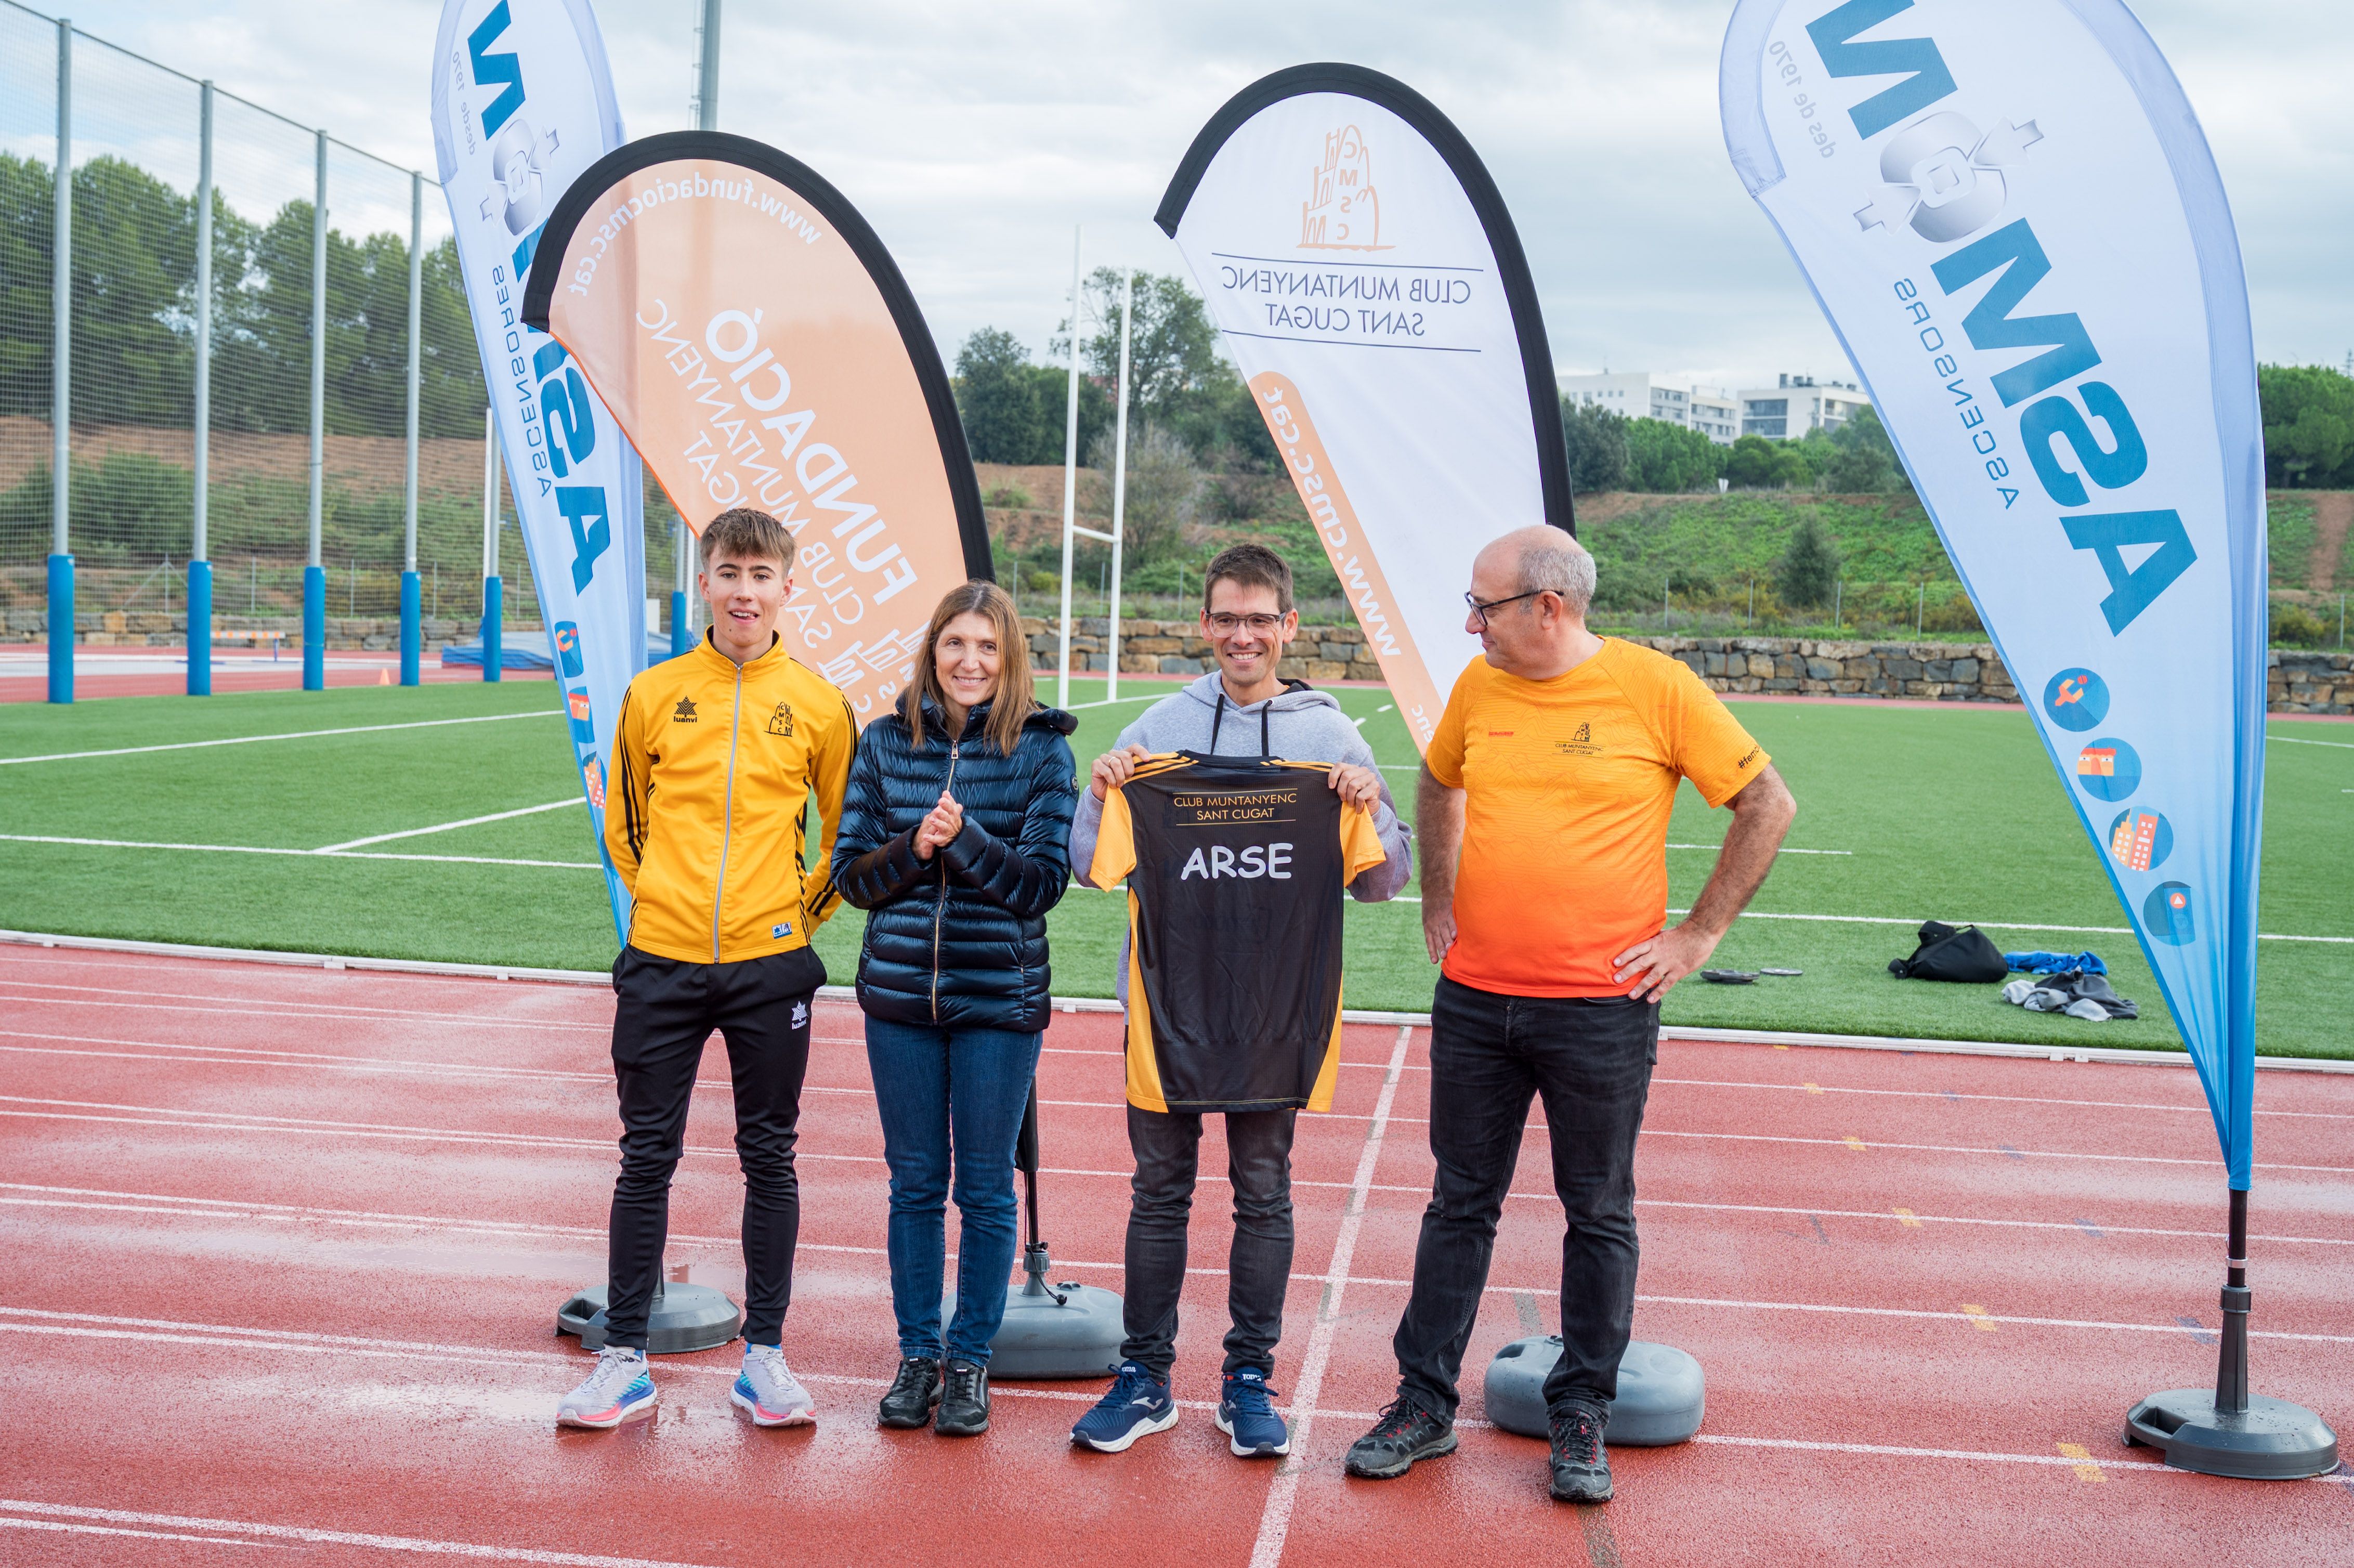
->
[557,507,858,1431]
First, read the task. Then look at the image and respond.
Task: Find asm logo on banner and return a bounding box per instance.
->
[431,0,646,939]
[1721,0,2267,1185]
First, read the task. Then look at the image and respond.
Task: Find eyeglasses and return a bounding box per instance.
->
[1205,612,1285,635]
[1463,589,1553,630]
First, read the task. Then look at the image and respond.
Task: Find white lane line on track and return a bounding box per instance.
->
[0,1516,287,1548]
[0,1499,726,1567]
[6,1314,2344,1489]
[0,709,559,767]
[1250,1024,1415,1568]
[0,833,601,870]
[29,1023,2348,1127]
[1627,1292,2354,1344]
[14,1179,2346,1259]
[316,798,580,853]
[10,1092,2352,1179]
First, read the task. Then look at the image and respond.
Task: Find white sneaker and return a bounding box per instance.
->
[557,1345,655,1428]
[732,1343,816,1427]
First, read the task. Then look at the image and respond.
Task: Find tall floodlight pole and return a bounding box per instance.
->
[1055,229,1082,708]
[400,171,423,686]
[482,409,503,683]
[303,129,328,691]
[1106,272,1133,702]
[47,18,72,705]
[188,81,214,697]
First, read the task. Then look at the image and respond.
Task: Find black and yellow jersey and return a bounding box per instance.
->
[1088,753,1388,1114]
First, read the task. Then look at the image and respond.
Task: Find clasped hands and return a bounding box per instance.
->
[911,791,963,860]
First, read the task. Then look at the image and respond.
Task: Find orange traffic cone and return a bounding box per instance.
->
[377,669,391,686]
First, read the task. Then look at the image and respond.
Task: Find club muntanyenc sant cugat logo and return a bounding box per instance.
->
[1300,125,1388,251]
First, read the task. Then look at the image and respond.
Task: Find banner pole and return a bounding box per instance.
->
[2214,1186,2250,1415]
[401,168,423,687]
[1056,226,1081,709]
[47,17,72,705]
[672,520,691,658]
[1106,270,1132,703]
[188,78,214,696]
[481,408,502,684]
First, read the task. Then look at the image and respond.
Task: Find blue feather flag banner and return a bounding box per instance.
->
[432,0,645,940]
[1720,0,2266,1185]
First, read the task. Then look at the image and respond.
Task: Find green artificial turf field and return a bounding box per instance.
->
[1,673,2347,1057]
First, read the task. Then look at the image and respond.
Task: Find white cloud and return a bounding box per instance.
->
[23,0,2354,385]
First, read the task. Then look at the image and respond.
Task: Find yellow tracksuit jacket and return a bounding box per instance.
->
[606,634,857,965]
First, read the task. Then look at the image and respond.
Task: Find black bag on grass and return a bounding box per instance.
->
[1888,921,2008,983]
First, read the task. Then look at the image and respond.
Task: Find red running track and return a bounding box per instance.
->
[0,943,2349,1567]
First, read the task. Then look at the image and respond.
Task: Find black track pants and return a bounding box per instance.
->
[605,945,821,1350]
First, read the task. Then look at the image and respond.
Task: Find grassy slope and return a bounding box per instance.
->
[1,677,2346,1056]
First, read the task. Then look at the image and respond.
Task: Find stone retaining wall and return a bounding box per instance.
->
[2,610,490,652]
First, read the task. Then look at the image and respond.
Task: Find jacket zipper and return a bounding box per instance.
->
[712,660,744,963]
[929,740,960,1022]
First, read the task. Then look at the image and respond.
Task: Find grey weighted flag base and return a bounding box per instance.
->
[1484,1338,1705,1445]
[2124,1188,2338,1479]
[557,1279,743,1356]
[944,1082,1127,1380]
[2124,1391,2337,1481]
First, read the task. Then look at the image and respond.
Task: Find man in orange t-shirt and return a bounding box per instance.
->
[1345,526,1796,1506]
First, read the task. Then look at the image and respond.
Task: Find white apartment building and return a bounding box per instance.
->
[1557,371,1743,446]
[1735,374,1872,440]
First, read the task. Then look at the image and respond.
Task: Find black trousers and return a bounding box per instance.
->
[1120,1104,1298,1380]
[1392,975,1658,1420]
[605,945,820,1350]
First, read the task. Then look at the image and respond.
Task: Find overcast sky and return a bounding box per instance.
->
[20,0,2354,393]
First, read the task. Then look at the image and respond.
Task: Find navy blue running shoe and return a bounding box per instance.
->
[1069,1361,1178,1452]
[1215,1368,1289,1457]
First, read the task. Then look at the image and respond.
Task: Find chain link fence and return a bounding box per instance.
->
[0,0,672,651]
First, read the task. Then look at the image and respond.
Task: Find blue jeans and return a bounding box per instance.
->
[865,1017,1042,1365]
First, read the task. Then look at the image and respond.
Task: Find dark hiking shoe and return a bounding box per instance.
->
[878,1356,941,1429]
[1548,1402,1613,1502]
[1343,1395,1457,1479]
[935,1358,991,1437]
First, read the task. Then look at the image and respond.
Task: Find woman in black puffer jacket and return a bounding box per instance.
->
[832,580,1076,1440]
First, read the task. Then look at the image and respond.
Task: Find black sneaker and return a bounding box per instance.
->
[935,1357,990,1437]
[1547,1402,1613,1502]
[1343,1395,1457,1479]
[878,1355,941,1429]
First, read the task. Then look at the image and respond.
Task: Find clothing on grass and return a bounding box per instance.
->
[2005,949,2108,976]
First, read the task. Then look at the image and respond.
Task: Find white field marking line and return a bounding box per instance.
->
[1066,693,1163,710]
[1651,1074,2354,1122]
[1377,703,1394,713]
[2270,733,2354,750]
[316,797,579,853]
[0,1499,730,1567]
[0,708,559,767]
[1250,1023,1415,1568]
[0,833,599,870]
[16,1174,2349,1258]
[1345,900,2354,945]
[1630,1292,2354,1344]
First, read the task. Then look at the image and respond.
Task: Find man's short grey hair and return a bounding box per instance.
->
[1517,530,1596,618]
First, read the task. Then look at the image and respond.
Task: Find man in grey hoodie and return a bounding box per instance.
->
[1066,543,1412,1460]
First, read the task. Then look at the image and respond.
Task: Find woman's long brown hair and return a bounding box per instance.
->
[901,580,1035,756]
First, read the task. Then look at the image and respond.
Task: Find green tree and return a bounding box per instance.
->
[1774,514,1840,608]
[1822,405,1905,492]
[1723,434,1784,489]
[1560,398,1629,491]
[1623,416,1723,492]
[2258,364,2354,488]
[953,327,1062,465]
